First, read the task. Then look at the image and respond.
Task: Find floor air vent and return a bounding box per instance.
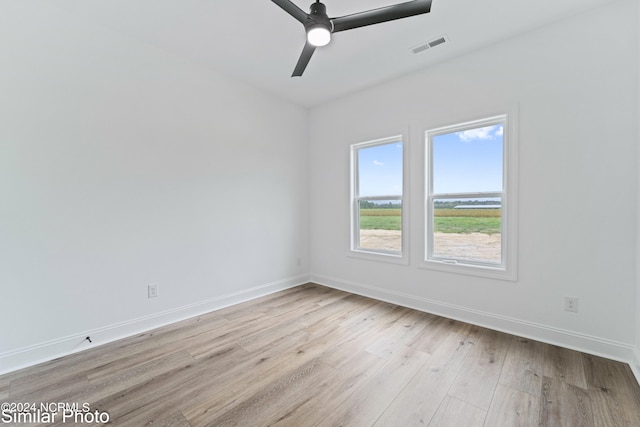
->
[411,35,449,54]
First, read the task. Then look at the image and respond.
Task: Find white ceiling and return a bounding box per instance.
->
[52,0,616,107]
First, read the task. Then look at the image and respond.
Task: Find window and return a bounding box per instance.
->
[425,115,517,279]
[351,136,406,261]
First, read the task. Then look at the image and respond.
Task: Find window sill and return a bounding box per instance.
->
[348,249,409,265]
[419,259,517,281]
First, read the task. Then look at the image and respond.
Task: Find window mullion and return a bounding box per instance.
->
[360,195,403,201]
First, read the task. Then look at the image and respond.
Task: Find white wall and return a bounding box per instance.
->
[635,0,640,379]
[0,3,309,372]
[310,0,638,361]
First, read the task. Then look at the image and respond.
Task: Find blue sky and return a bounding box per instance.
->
[432,124,503,194]
[358,141,403,197]
[357,124,503,197]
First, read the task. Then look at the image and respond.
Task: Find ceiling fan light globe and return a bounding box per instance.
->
[307,26,331,47]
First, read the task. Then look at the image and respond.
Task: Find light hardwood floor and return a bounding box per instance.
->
[2,283,640,426]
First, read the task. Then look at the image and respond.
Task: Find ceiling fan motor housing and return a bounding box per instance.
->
[306,2,332,33]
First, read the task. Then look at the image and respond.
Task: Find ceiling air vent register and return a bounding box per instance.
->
[411,35,449,54]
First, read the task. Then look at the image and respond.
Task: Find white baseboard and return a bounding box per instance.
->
[0,274,310,375]
[631,347,640,385]
[311,273,638,369]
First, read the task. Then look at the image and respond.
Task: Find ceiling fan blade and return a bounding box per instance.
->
[331,0,432,33]
[271,0,309,24]
[292,42,316,77]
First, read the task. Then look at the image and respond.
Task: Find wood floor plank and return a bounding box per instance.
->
[499,336,545,397]
[365,309,431,360]
[427,395,486,427]
[186,313,289,359]
[9,370,94,403]
[447,328,512,410]
[316,345,430,427]
[338,300,398,331]
[373,322,482,426]
[180,331,318,424]
[309,285,352,307]
[146,411,192,427]
[543,344,588,389]
[2,284,639,427]
[76,350,198,405]
[582,353,640,400]
[7,311,226,396]
[217,285,309,321]
[190,358,334,427]
[540,376,594,427]
[588,387,631,427]
[302,293,378,337]
[0,379,9,400]
[236,304,322,353]
[322,293,379,322]
[582,354,640,426]
[84,324,226,383]
[484,383,540,427]
[262,285,328,313]
[209,285,312,325]
[268,348,387,426]
[318,323,384,368]
[408,314,461,355]
[320,302,419,369]
[180,315,367,425]
[89,347,246,426]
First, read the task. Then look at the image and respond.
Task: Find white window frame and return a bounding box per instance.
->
[423,113,518,280]
[350,135,408,264]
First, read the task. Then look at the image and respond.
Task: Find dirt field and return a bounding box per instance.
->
[359,229,501,262]
[359,229,403,251]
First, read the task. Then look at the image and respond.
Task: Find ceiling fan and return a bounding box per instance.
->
[271,0,433,77]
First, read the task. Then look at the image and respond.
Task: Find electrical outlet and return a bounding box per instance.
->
[564,296,578,313]
[297,257,302,266]
[148,284,158,298]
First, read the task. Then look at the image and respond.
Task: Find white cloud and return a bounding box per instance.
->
[456,125,501,142]
[373,160,384,166]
